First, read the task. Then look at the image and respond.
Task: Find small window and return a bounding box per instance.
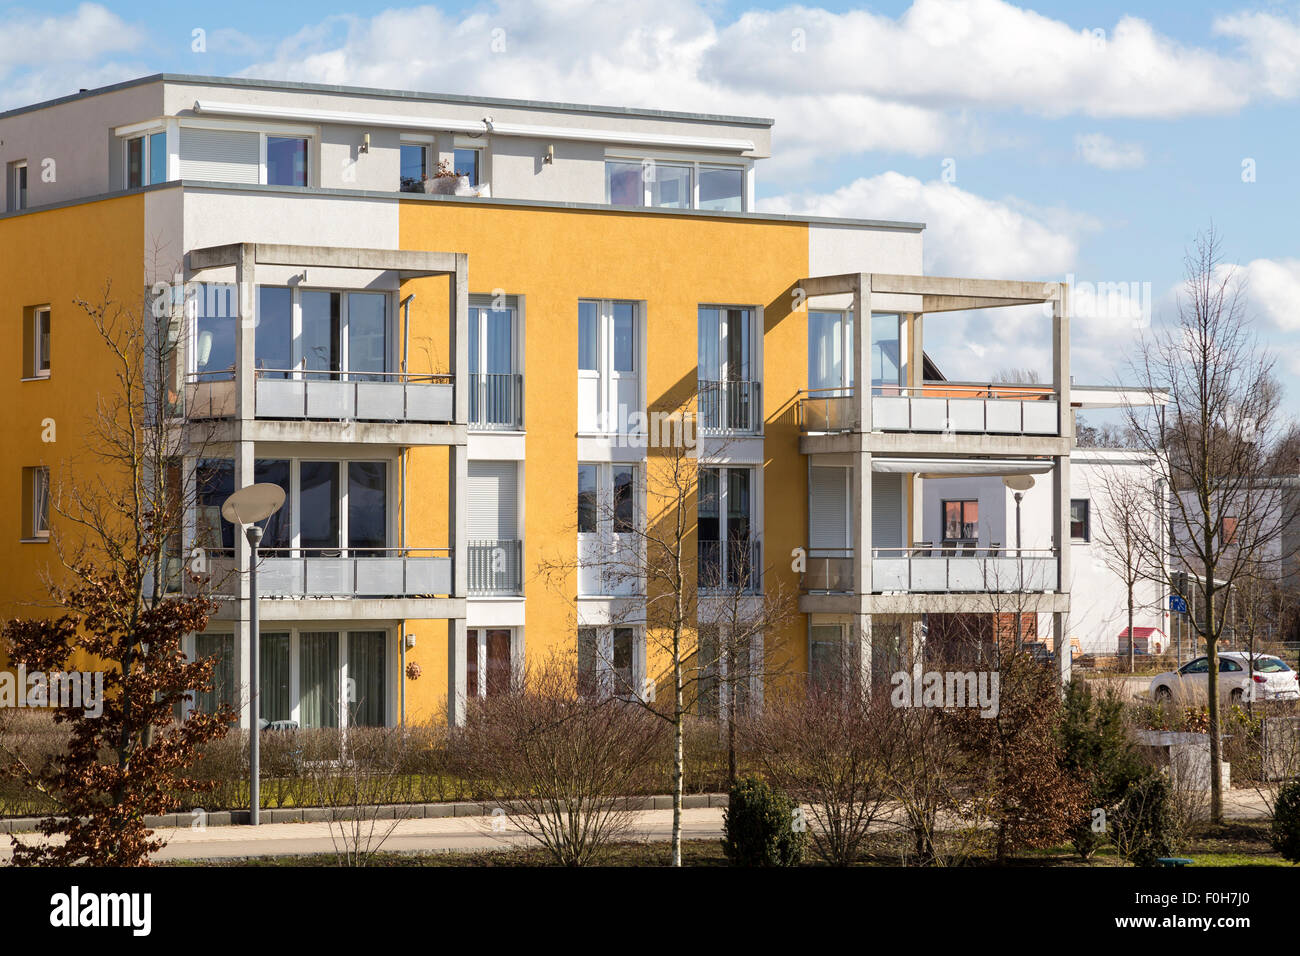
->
[453,147,481,185]
[267,136,309,187]
[1220,516,1238,546]
[22,466,50,540]
[125,131,168,189]
[1070,499,1090,541]
[400,143,427,192]
[577,464,598,533]
[127,136,145,188]
[6,161,28,212]
[1180,657,1209,675]
[34,307,50,376]
[699,165,744,211]
[1220,658,1243,673]
[942,499,979,543]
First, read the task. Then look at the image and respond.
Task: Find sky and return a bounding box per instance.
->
[4,0,1298,416]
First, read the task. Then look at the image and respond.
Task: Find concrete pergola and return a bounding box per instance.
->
[799,272,1072,684]
[186,242,471,728]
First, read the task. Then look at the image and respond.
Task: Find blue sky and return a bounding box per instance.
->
[5,0,1299,417]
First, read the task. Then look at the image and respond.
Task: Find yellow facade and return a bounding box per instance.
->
[398,201,811,721]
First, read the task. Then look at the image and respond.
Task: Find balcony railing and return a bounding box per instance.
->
[698,538,762,594]
[798,384,1059,436]
[871,547,1058,593]
[467,539,523,595]
[802,549,854,592]
[203,548,453,599]
[698,380,761,435]
[184,369,455,423]
[470,372,523,430]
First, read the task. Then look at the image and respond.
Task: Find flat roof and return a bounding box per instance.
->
[0,179,927,232]
[0,72,776,128]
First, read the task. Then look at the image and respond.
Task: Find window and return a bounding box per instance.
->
[125,131,168,188]
[698,624,760,718]
[468,297,519,428]
[698,306,757,433]
[809,624,848,692]
[6,161,27,212]
[604,158,746,210]
[808,311,901,393]
[1070,499,1090,541]
[193,633,236,715]
[467,628,513,699]
[577,626,644,699]
[253,286,390,380]
[699,467,756,590]
[577,299,640,433]
[400,142,428,191]
[22,306,52,378]
[266,136,309,186]
[453,147,482,185]
[1180,657,1209,675]
[577,463,639,596]
[942,500,979,543]
[22,466,50,540]
[1220,516,1238,546]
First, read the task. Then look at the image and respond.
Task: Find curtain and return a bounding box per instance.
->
[348,631,387,727]
[195,633,235,715]
[299,631,340,728]
[260,633,290,724]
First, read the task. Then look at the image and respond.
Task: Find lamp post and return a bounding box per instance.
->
[1002,475,1037,652]
[221,483,286,827]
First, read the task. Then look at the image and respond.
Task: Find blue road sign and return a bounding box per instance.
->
[1169,595,1188,613]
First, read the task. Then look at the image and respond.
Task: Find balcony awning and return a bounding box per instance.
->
[872,458,1053,478]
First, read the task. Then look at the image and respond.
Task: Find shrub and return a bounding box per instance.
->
[721,775,805,867]
[1111,773,1175,867]
[1270,781,1300,863]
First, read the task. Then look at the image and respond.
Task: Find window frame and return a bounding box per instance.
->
[171,120,317,188]
[32,306,51,378]
[698,465,757,591]
[577,625,647,701]
[604,152,749,211]
[124,128,169,188]
[399,139,431,192]
[22,465,50,541]
[577,298,643,435]
[453,144,483,186]
[6,160,28,212]
[941,498,980,545]
[1070,498,1091,542]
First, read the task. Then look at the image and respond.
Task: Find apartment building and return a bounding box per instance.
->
[2,74,1098,729]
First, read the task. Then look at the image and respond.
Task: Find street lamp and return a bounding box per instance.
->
[221,482,286,827]
[1002,475,1036,652]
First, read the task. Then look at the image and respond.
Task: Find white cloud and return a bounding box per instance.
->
[0,3,144,109]
[1075,132,1145,170]
[1228,258,1300,333]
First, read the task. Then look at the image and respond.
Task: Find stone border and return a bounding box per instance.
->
[0,793,730,834]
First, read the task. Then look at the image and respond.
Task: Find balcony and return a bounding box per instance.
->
[205,548,453,599]
[871,547,1058,593]
[698,538,762,594]
[802,549,854,593]
[698,380,761,435]
[467,539,523,595]
[798,384,1059,437]
[184,370,455,423]
[469,373,523,430]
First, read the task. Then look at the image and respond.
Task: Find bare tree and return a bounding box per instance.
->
[453,652,663,866]
[1092,462,1163,672]
[1120,226,1298,823]
[538,398,796,866]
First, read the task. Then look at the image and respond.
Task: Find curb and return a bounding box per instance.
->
[0,793,731,834]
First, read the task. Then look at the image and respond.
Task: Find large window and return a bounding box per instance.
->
[468,297,519,428]
[578,299,640,433]
[125,131,168,187]
[605,158,746,211]
[577,463,639,596]
[942,499,979,544]
[253,286,389,380]
[467,628,513,699]
[698,306,756,432]
[193,633,236,716]
[698,624,759,718]
[807,312,902,393]
[178,127,312,187]
[578,626,644,699]
[699,467,756,591]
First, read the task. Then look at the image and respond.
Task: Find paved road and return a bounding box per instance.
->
[1,807,729,862]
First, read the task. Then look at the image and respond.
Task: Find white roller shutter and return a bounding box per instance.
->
[180,128,260,183]
[809,466,848,550]
[871,473,904,549]
[468,461,518,540]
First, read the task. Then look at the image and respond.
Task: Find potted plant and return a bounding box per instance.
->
[423,158,461,194]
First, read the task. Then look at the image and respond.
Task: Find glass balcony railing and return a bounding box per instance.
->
[184,369,455,423]
[200,548,453,599]
[797,384,1059,436]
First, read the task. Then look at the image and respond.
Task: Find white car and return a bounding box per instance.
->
[1149,652,1300,705]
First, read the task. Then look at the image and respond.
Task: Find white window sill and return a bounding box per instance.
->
[20,537,49,544]
[20,375,50,382]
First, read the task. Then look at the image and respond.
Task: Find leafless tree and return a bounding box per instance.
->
[453,652,664,866]
[537,398,797,866]
[1092,462,1164,672]
[1119,226,1298,822]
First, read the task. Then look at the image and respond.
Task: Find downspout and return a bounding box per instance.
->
[399,293,415,729]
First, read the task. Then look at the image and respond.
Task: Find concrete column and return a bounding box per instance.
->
[852,450,873,603]
[234,243,256,730]
[851,273,871,431]
[1053,285,1071,439]
[856,612,873,696]
[452,254,469,426]
[911,615,926,679]
[1054,611,1071,684]
[447,618,467,726]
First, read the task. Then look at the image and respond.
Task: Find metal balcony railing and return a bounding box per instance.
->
[467,539,523,595]
[469,372,523,429]
[698,538,762,594]
[871,383,1058,436]
[802,549,854,592]
[698,380,761,435]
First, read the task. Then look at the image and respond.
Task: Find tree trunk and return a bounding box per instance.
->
[1127,590,1135,674]
[1204,579,1223,824]
[672,628,684,867]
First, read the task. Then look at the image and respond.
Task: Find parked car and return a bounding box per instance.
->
[1149,652,1300,705]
